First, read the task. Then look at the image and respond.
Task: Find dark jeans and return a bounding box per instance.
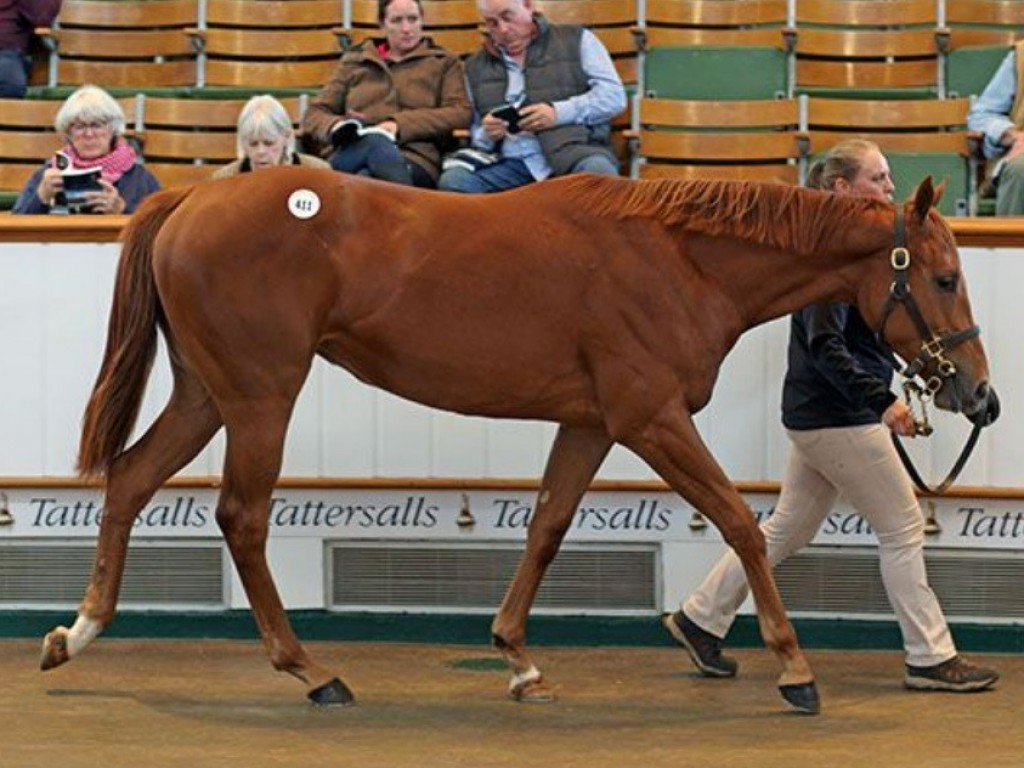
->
[438,153,620,194]
[329,134,433,188]
[0,50,30,98]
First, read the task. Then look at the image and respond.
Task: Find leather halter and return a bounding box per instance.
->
[876,209,983,495]
[876,209,980,394]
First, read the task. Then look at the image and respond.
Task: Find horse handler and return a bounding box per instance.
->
[666,139,1000,694]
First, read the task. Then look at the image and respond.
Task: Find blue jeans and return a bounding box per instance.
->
[438,152,619,194]
[329,134,431,187]
[0,50,30,98]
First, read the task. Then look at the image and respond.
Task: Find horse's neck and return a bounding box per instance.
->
[707,198,893,331]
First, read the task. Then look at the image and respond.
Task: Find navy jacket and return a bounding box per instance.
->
[13,162,161,215]
[781,302,898,430]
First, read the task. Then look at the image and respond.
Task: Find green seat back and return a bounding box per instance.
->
[946,45,1010,99]
[888,153,969,217]
[644,46,788,100]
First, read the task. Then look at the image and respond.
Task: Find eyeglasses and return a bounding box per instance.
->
[69,121,111,135]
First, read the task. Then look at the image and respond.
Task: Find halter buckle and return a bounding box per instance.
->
[921,337,946,360]
[890,246,910,270]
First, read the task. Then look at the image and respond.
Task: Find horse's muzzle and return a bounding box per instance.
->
[970,384,1000,427]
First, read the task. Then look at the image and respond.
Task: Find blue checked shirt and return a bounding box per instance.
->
[967,51,1020,160]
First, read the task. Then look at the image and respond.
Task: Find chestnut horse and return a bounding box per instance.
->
[40,169,992,715]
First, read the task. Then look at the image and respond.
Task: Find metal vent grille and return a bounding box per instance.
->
[329,543,658,613]
[775,547,1024,620]
[925,554,1024,619]
[0,543,225,607]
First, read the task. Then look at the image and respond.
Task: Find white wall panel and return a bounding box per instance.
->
[377,391,433,474]
[600,443,654,480]
[321,365,378,475]
[1,244,46,474]
[974,248,1024,487]
[430,411,488,477]
[286,360,325,475]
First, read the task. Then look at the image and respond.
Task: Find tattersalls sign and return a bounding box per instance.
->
[2,487,1022,551]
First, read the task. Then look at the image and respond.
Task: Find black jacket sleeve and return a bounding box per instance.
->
[803,303,898,418]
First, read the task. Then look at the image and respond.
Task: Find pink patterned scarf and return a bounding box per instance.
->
[56,138,137,183]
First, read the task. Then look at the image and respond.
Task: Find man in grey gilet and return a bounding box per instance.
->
[438,0,626,194]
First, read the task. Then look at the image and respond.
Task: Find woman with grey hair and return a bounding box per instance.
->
[13,83,160,214]
[213,94,329,178]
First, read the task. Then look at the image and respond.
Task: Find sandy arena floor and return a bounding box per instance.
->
[0,638,1019,768]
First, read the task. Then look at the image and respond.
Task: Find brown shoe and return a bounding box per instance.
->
[905,655,998,692]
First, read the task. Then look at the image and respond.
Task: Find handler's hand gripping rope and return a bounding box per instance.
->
[900,377,934,437]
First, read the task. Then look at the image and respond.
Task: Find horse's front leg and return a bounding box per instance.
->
[41,386,221,670]
[492,425,612,702]
[625,405,819,714]
[216,405,352,706]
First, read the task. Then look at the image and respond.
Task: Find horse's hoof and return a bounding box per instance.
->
[509,677,556,704]
[307,677,355,707]
[779,682,820,715]
[40,627,71,671]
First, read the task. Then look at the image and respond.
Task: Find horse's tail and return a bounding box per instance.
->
[77,186,192,478]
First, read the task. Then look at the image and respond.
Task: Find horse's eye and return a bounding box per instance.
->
[936,274,959,293]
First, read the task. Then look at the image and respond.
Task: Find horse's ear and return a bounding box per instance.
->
[912,176,936,221]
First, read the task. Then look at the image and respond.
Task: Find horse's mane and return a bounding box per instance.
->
[558,175,884,256]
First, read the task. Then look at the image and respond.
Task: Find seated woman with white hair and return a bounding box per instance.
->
[213,94,330,178]
[13,84,161,215]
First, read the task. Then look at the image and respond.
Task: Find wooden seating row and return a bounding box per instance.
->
[631,95,977,216]
[0,92,979,218]
[26,1,1024,97]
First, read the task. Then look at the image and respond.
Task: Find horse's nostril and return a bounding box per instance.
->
[971,382,1000,427]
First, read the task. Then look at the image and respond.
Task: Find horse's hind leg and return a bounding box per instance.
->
[492,425,612,702]
[41,371,222,670]
[624,404,819,714]
[215,402,352,706]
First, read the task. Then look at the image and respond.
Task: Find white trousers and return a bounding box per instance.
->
[683,424,956,667]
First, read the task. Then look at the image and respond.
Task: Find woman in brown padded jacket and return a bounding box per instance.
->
[302,0,471,187]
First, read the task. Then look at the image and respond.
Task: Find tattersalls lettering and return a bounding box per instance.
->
[134,496,208,528]
[493,498,673,531]
[29,496,209,528]
[957,507,1024,539]
[493,498,533,528]
[357,496,438,528]
[576,499,672,531]
[31,498,103,528]
[822,511,874,536]
[269,496,438,529]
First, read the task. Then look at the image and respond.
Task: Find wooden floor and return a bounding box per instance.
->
[2,638,1020,768]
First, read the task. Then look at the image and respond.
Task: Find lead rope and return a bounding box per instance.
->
[892,379,984,496]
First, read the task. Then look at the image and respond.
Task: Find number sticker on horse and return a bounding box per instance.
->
[287,189,321,220]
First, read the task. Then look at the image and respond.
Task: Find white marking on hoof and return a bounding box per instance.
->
[66,615,102,657]
[508,665,541,695]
